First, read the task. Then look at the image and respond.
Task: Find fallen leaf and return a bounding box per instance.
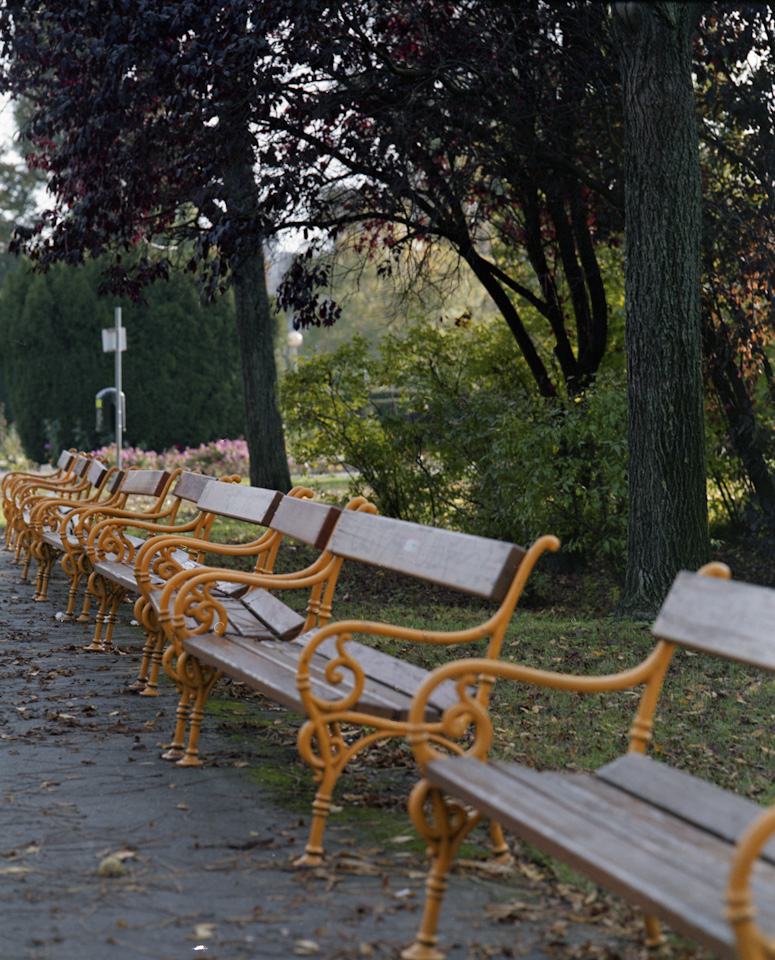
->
[97,856,126,878]
[293,940,320,955]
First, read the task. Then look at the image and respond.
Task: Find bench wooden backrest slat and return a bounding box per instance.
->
[72,455,92,478]
[86,460,109,488]
[118,469,171,498]
[194,482,282,526]
[262,496,341,550]
[57,450,76,471]
[327,510,527,602]
[169,471,214,504]
[653,571,775,671]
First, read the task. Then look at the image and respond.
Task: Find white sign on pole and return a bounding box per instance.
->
[101,327,127,353]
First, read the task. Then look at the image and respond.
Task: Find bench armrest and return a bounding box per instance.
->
[404,646,675,769]
[86,514,208,563]
[133,530,280,590]
[728,804,775,958]
[155,562,333,652]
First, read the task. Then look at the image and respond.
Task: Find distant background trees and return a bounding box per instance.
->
[0,257,245,460]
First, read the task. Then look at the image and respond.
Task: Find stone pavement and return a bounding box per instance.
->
[0,541,643,960]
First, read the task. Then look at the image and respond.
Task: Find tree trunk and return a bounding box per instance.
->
[614,2,710,618]
[232,241,292,492]
[222,128,292,493]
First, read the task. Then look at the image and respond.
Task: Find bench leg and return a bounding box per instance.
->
[160,685,192,761]
[295,719,351,866]
[488,821,512,863]
[84,572,109,650]
[643,914,664,947]
[60,552,81,617]
[76,555,94,621]
[19,533,32,580]
[401,779,481,960]
[30,546,49,600]
[132,598,165,696]
[171,654,222,766]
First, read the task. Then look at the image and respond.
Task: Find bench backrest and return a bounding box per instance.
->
[327,510,527,602]
[56,449,76,471]
[195,481,283,526]
[86,459,110,489]
[653,570,775,672]
[168,471,216,504]
[118,469,172,499]
[265,496,341,550]
[72,454,92,479]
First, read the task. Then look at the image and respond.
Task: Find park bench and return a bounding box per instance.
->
[2,448,77,549]
[152,509,558,866]
[140,486,373,747]
[86,479,296,689]
[29,467,179,624]
[401,564,775,960]
[10,453,104,576]
[27,458,123,600]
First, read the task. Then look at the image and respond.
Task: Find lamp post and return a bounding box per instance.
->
[287,329,303,370]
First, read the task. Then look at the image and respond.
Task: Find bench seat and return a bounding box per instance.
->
[182,629,459,722]
[422,752,775,958]
[402,569,775,960]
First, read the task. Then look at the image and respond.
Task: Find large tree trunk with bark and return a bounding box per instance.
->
[232,240,292,492]
[614,2,710,618]
[222,115,292,493]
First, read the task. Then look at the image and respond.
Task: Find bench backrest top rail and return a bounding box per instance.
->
[86,460,110,488]
[264,496,341,551]
[327,510,527,603]
[653,570,775,672]
[195,481,282,526]
[117,469,172,498]
[168,471,215,504]
[72,455,92,478]
[57,449,76,471]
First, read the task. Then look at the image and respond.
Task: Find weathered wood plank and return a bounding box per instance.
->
[194,482,282,526]
[118,469,171,498]
[267,497,341,550]
[424,756,775,958]
[241,588,307,640]
[327,511,526,602]
[653,571,775,671]
[597,753,775,864]
[170,471,215,503]
[182,632,447,721]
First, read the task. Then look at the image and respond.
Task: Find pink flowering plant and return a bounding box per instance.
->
[90,439,249,479]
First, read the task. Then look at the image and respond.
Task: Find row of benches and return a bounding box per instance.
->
[4,452,775,959]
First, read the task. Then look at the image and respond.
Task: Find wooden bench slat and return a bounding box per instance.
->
[182,632,447,721]
[266,497,341,551]
[424,755,775,958]
[169,471,214,503]
[194,482,282,525]
[596,753,775,865]
[653,571,775,671]
[327,511,526,602]
[241,588,307,640]
[117,469,171,498]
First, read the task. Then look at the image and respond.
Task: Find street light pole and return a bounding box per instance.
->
[114,307,123,469]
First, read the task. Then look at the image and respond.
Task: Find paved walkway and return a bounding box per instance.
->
[0,541,643,960]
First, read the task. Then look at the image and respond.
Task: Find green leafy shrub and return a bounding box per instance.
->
[280,321,630,560]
